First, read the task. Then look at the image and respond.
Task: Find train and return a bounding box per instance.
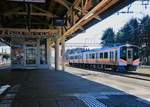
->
[67,44,140,72]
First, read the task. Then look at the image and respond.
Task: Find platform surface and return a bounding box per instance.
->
[0,68,149,107]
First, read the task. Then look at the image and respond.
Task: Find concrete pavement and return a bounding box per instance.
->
[0,68,149,107]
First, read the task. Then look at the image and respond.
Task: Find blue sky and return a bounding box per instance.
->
[66,1,150,49]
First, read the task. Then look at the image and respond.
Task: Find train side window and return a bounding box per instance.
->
[89,54,91,59]
[115,50,118,60]
[96,53,98,58]
[100,53,103,59]
[104,52,108,58]
[112,52,114,59]
[92,53,95,59]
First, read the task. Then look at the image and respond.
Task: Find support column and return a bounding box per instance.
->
[47,38,52,69]
[37,38,40,66]
[55,39,59,70]
[61,36,65,71]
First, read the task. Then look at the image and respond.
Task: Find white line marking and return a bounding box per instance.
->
[0,85,20,107]
[0,85,11,95]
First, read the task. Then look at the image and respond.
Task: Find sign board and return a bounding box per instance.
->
[9,0,45,3]
[53,17,66,26]
[0,28,59,38]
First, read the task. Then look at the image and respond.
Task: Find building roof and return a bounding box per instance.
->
[0,0,136,45]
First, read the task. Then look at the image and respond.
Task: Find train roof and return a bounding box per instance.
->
[82,44,139,53]
[68,44,139,55]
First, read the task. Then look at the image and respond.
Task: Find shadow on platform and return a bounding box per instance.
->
[0,68,149,107]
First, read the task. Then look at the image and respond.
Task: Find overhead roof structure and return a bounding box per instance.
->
[0,0,136,44]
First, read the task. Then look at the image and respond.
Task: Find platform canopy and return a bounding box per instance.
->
[0,0,136,44]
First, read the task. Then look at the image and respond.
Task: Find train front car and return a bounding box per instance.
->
[119,45,140,71]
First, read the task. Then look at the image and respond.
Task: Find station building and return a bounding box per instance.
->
[11,37,49,69]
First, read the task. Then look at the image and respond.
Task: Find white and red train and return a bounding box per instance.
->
[67,44,140,72]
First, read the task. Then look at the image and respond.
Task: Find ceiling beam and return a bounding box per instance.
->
[0,28,58,32]
[54,0,72,10]
[67,0,81,15]
[63,0,119,36]
[32,5,57,17]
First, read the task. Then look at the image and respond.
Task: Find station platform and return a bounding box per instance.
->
[0,68,149,107]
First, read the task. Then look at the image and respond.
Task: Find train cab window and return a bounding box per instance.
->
[120,47,127,60]
[100,53,103,59]
[104,52,108,58]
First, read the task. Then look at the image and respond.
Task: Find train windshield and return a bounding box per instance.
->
[120,46,139,60]
[120,47,127,60]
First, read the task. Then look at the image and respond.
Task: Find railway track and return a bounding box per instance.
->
[68,66,150,81]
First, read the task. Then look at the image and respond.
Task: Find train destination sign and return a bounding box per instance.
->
[0,28,59,38]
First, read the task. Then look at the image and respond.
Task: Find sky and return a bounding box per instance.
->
[0,46,10,54]
[66,1,150,49]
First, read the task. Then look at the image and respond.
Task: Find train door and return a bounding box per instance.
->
[115,50,118,64]
[127,48,133,64]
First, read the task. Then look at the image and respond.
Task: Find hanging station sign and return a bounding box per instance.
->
[0,28,59,38]
[9,0,46,3]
